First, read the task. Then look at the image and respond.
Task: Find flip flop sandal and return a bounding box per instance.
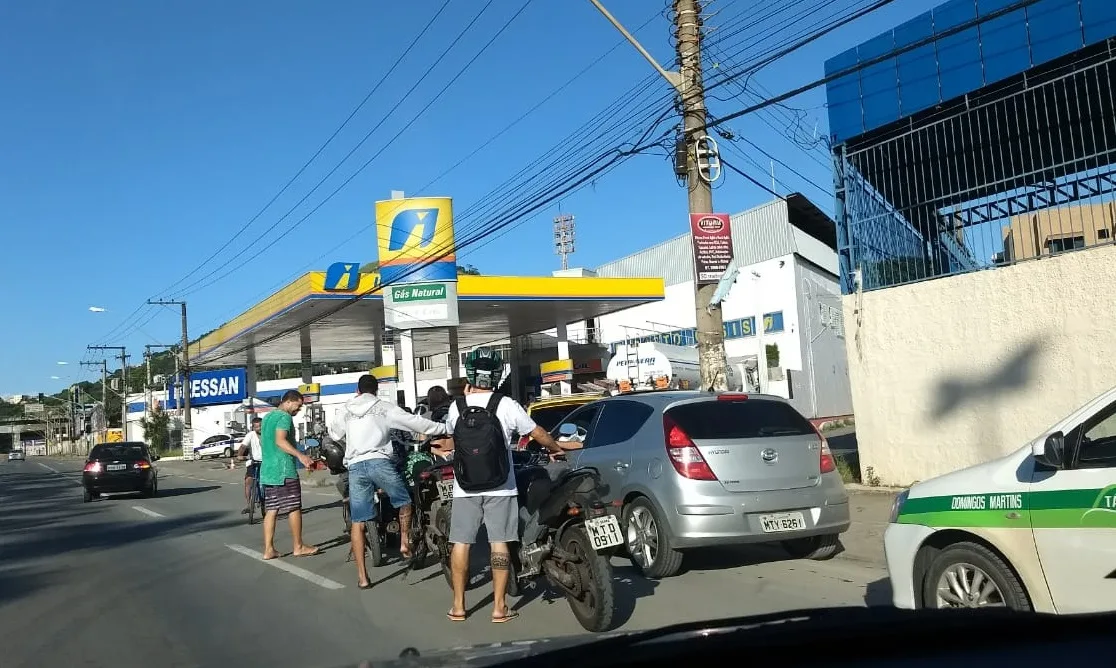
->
[491,611,520,624]
[447,611,467,622]
[358,582,373,590]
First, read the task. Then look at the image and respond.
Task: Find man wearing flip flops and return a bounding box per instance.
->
[259,390,321,560]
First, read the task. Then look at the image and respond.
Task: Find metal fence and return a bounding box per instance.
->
[834,38,1116,293]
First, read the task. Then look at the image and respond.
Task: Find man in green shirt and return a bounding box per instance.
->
[260,390,320,560]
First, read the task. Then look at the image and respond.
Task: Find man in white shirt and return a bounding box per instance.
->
[239,417,262,515]
[445,347,565,624]
[329,374,448,589]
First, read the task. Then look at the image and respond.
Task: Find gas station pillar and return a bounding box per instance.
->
[398,330,419,409]
[299,327,313,384]
[555,320,572,395]
[446,328,461,381]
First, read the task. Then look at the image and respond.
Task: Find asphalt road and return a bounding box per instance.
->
[0,456,890,667]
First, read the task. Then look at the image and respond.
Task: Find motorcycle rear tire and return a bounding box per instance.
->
[560,527,615,633]
[365,520,385,567]
[441,558,453,589]
[504,546,521,598]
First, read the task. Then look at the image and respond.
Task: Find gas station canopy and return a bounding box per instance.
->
[190,271,664,367]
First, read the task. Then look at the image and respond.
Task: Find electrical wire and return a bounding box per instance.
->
[150,0,456,301]
[171,0,520,299]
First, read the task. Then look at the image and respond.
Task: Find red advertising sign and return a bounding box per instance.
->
[689,213,734,285]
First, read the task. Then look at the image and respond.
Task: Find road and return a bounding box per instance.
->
[0,456,890,667]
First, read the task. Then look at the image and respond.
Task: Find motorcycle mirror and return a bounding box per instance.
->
[304,437,320,449]
[558,423,577,437]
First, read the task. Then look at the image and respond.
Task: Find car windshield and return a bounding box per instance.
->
[531,404,588,432]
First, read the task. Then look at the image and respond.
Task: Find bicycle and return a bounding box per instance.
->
[246,462,265,525]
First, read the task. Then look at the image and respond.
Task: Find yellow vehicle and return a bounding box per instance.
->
[518,392,608,448]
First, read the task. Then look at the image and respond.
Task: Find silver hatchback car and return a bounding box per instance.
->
[556,391,850,578]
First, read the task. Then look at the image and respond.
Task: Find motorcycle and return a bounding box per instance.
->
[320,437,409,568]
[435,446,622,632]
[404,441,456,585]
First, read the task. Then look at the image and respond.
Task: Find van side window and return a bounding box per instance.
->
[1076,403,1116,469]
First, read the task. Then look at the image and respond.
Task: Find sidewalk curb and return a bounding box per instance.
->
[846,483,904,494]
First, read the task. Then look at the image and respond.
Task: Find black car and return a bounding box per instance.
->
[83,442,160,502]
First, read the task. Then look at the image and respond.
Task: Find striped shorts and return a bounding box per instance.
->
[263,478,302,516]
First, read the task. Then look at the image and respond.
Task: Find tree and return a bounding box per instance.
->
[140,405,171,453]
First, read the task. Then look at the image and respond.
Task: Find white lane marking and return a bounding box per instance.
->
[225,544,345,590]
[38,462,60,473]
[132,506,166,518]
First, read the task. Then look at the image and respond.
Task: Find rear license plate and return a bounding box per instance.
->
[436,480,454,502]
[759,511,806,533]
[585,515,624,551]
[106,464,127,471]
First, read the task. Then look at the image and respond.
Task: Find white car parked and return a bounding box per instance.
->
[193,433,243,459]
[885,384,1116,614]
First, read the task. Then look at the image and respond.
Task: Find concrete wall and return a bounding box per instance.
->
[843,243,1116,486]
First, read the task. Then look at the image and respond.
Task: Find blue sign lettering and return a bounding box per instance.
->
[324,262,360,291]
[387,208,440,251]
[167,368,248,408]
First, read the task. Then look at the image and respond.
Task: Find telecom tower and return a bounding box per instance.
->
[553,214,575,270]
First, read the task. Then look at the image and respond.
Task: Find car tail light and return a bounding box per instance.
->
[84,461,102,473]
[663,414,717,481]
[133,460,151,470]
[717,393,749,401]
[811,424,836,474]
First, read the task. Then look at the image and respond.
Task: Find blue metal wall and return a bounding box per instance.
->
[826,0,1116,145]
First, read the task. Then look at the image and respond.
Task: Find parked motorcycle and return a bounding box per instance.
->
[320,438,403,568]
[434,446,621,632]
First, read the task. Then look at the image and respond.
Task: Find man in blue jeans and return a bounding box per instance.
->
[328,374,448,588]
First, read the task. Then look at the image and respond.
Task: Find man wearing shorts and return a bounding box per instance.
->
[445,348,565,623]
[259,390,320,560]
[240,417,262,514]
[328,374,448,588]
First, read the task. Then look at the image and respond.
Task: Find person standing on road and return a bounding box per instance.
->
[239,417,263,514]
[328,374,448,589]
[445,347,567,624]
[260,390,320,560]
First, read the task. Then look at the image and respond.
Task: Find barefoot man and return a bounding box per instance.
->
[260,389,320,560]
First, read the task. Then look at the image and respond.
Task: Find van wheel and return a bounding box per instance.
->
[622,498,683,578]
[922,542,1030,611]
[782,533,840,560]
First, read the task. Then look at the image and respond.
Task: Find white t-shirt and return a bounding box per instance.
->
[445,392,537,498]
[243,431,262,463]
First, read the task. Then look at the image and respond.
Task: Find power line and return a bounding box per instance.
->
[706,0,1042,131]
[150,0,456,300]
[175,0,532,299]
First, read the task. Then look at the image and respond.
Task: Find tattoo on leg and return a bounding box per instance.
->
[490,552,510,571]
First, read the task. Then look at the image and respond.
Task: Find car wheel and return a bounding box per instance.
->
[223,447,233,458]
[143,478,158,498]
[83,487,93,503]
[622,497,684,578]
[922,542,1030,611]
[781,533,841,560]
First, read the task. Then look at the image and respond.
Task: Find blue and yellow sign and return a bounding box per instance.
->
[323,262,361,292]
[375,197,456,284]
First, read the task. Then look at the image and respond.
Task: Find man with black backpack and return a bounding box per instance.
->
[445,347,566,624]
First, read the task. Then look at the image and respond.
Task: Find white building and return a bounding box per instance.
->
[585,195,853,420]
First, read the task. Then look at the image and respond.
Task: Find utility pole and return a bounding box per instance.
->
[147,300,191,426]
[87,345,128,437]
[588,0,729,391]
[80,360,109,442]
[144,344,175,418]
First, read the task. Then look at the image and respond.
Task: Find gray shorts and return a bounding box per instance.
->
[449,495,519,544]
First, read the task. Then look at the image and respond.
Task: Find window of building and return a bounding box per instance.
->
[1047,236,1085,253]
[1098,228,1110,240]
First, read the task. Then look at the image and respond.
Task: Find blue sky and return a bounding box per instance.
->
[0,0,939,395]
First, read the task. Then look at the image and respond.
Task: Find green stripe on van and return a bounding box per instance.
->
[897,486,1116,529]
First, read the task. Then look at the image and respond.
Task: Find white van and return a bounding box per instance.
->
[884,385,1116,614]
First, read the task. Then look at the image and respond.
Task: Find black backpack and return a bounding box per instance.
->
[451,393,511,493]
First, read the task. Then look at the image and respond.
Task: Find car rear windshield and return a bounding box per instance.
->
[666,399,816,440]
[91,444,147,461]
